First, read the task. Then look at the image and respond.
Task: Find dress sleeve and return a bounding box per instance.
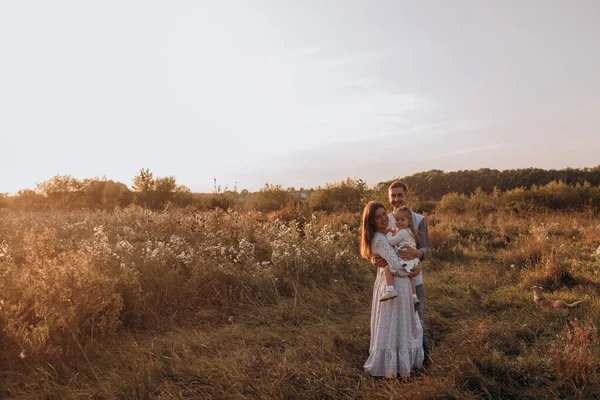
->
[373,234,409,277]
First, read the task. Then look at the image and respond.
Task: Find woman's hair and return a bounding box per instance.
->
[360,201,386,260]
[393,207,419,246]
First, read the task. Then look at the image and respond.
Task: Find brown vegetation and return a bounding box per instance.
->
[0,181,599,398]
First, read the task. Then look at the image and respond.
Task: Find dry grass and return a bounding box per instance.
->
[0,207,599,398]
[548,318,599,389]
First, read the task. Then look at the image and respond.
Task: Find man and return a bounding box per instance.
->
[373,180,431,365]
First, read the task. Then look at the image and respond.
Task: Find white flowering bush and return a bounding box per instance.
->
[0,227,138,358]
[268,218,357,290]
[0,207,366,358]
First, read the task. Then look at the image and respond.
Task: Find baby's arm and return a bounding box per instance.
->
[385,229,396,242]
[387,228,412,247]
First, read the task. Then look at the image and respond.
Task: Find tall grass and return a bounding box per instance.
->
[0,206,599,398]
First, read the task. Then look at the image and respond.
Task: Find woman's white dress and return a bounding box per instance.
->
[364,232,424,377]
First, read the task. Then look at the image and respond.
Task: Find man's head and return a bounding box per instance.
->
[388,181,409,209]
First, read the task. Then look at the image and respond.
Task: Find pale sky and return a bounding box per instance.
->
[1,0,599,194]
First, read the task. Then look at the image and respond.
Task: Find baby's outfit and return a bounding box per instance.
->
[386,228,420,273]
[381,228,421,309]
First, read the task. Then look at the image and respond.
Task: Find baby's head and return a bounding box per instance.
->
[393,207,413,230]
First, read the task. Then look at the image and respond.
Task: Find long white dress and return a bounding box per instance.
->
[364,232,424,377]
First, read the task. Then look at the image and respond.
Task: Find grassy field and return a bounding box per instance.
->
[0,206,599,399]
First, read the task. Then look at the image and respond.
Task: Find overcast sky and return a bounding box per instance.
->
[1,0,599,193]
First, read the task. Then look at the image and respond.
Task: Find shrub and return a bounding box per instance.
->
[428,222,464,261]
[468,187,502,213]
[520,247,576,289]
[437,193,469,214]
[308,178,370,213]
[0,228,137,358]
[248,184,295,213]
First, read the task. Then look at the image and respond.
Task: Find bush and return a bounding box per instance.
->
[0,207,369,359]
[468,187,501,213]
[308,178,370,213]
[0,227,138,358]
[520,248,576,289]
[437,193,469,213]
[248,184,295,213]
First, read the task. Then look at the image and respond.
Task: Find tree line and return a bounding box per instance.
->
[1,166,599,213]
[385,166,600,201]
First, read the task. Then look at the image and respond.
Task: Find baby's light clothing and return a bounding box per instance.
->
[385,228,420,273]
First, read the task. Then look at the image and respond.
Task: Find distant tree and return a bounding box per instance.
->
[309,178,370,213]
[11,189,48,211]
[386,166,600,201]
[248,183,294,212]
[83,178,133,209]
[131,169,191,209]
[35,175,86,209]
[132,168,155,192]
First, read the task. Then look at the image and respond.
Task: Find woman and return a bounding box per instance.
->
[360,201,423,377]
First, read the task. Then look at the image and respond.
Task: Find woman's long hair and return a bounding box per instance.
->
[393,207,419,246]
[360,201,386,260]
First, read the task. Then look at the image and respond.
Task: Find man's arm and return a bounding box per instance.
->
[416,217,430,261]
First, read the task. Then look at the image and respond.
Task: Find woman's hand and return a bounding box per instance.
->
[399,247,423,261]
[371,255,388,268]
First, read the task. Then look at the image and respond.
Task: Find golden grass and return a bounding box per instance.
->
[0,207,599,398]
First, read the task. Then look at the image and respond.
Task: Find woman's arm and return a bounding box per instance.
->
[372,234,409,277]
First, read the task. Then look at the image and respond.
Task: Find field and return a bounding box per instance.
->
[1,205,599,399]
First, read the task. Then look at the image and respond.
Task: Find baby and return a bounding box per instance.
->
[380,207,420,310]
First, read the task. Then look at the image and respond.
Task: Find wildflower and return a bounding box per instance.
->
[0,241,8,258]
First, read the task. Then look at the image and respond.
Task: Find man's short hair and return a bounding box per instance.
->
[388,181,408,193]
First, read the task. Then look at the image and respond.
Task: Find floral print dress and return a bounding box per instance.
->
[364,232,424,377]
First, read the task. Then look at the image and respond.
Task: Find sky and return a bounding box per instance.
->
[1,0,599,194]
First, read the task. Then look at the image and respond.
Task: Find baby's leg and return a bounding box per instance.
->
[380,266,398,301]
[384,266,394,287]
[410,277,420,311]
